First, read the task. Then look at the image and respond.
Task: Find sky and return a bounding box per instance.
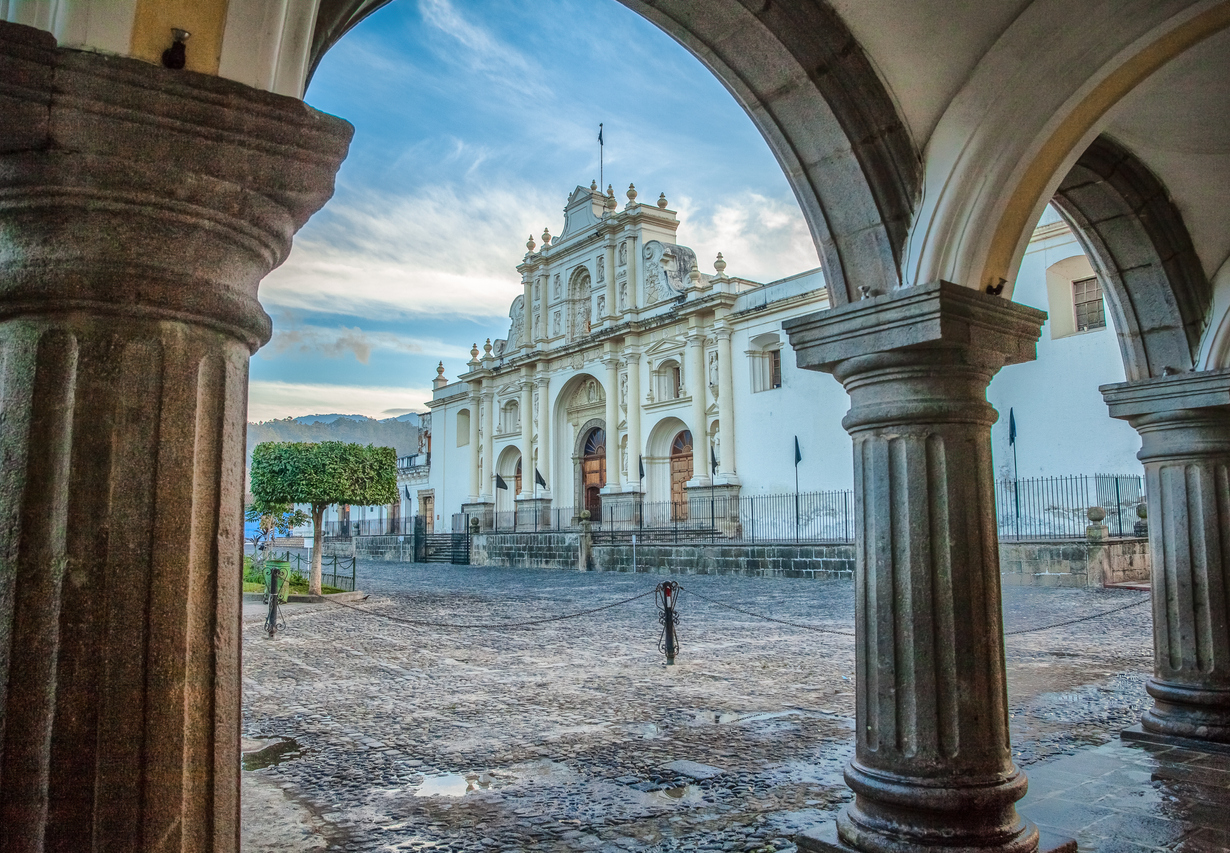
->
[246,0,819,422]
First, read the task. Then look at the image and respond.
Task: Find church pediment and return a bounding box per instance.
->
[558,185,605,240]
[644,338,684,356]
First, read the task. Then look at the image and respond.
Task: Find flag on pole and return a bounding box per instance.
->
[794,436,802,466]
[711,445,718,475]
[598,123,603,145]
[535,468,547,488]
[403,485,411,500]
[495,473,508,491]
[1009,408,1017,446]
[638,455,645,480]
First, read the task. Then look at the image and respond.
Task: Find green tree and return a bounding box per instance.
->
[249,441,398,595]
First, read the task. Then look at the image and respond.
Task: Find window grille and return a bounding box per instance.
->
[1073,276,1105,331]
[770,349,782,389]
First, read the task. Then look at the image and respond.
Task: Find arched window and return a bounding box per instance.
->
[456,409,470,446]
[749,332,783,392]
[581,427,606,515]
[655,359,683,400]
[500,399,520,433]
[670,430,692,520]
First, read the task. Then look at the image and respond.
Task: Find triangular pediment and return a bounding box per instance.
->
[644,338,684,356]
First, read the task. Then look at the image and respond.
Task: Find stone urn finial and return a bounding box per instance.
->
[626,183,637,206]
[527,234,536,252]
[541,227,551,246]
[714,252,727,277]
[483,338,493,358]
[605,186,618,213]
[1136,503,1147,519]
[436,361,445,378]
[591,179,598,190]
[1087,506,1106,523]
[470,342,480,362]
[657,192,668,208]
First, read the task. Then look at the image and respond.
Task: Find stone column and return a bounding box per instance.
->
[538,274,550,343]
[519,374,534,498]
[784,282,1069,853]
[603,352,623,495]
[481,383,496,501]
[1103,370,1230,743]
[0,21,350,853]
[625,343,644,493]
[625,234,639,311]
[714,320,738,483]
[467,388,481,501]
[536,370,552,492]
[605,239,618,327]
[686,321,711,486]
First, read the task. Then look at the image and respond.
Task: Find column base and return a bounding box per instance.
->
[1140,679,1230,743]
[1121,722,1230,756]
[798,821,1076,853]
[460,501,494,531]
[685,483,740,536]
[514,497,553,530]
[599,491,643,527]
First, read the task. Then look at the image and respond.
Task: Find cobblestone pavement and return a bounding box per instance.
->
[241,562,1152,852]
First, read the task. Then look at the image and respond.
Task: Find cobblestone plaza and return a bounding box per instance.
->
[240,563,1164,852]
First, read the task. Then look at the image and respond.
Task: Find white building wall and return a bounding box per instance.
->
[987,207,1142,478]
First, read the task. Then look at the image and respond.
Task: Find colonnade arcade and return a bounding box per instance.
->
[2,3,1230,853]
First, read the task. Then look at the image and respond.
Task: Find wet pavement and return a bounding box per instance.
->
[237,561,1223,852]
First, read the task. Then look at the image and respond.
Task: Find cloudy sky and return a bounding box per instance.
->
[247,0,819,422]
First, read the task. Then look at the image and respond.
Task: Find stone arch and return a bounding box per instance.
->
[1051,135,1210,380]
[571,418,606,514]
[644,416,689,504]
[306,0,922,304]
[495,444,522,514]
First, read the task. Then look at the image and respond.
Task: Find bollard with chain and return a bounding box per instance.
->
[655,581,681,664]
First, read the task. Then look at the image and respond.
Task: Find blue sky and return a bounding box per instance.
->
[248,0,819,421]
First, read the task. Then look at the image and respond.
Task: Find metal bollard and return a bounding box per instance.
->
[655,581,681,665]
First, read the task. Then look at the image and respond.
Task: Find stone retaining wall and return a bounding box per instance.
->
[1000,538,1150,587]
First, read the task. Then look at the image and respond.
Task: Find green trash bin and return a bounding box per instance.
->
[264,560,291,603]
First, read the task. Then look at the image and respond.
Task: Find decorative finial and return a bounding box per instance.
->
[689,260,702,288]
[626,183,638,205]
[527,234,536,252]
[470,342,480,361]
[714,252,727,277]
[483,338,493,357]
[590,179,598,191]
[541,227,551,246]
[436,361,445,378]
[605,186,618,212]
[657,192,668,209]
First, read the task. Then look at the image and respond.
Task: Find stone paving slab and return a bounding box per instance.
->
[241,561,1158,852]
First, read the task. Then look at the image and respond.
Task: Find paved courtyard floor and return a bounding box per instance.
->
[238,561,1206,852]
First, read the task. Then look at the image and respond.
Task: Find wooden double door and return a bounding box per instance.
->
[670,430,692,520]
[581,428,606,517]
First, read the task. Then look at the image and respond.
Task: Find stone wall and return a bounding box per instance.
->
[330,535,415,562]
[471,533,579,569]
[1000,538,1150,587]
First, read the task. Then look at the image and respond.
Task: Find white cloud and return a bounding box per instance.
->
[673,191,821,285]
[247,380,433,422]
[263,319,472,364]
[260,183,557,320]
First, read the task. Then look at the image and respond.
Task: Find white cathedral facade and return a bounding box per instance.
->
[414,182,856,531]
[390,185,1143,534]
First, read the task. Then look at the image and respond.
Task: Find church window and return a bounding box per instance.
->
[1073,277,1105,331]
[749,332,783,392]
[654,359,683,401]
[456,409,470,446]
[770,350,782,389]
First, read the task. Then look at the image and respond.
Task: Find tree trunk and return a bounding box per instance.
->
[310,504,325,596]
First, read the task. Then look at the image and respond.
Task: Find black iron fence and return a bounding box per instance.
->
[265,551,357,592]
[995,474,1144,540]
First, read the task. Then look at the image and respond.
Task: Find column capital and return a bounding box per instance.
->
[785,281,1045,375]
[1102,368,1230,420]
[0,20,353,352]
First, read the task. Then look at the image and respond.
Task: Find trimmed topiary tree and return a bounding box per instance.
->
[249,441,398,595]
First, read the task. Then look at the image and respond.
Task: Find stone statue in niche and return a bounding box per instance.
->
[533,313,540,335]
[619,373,628,411]
[621,439,628,475]
[708,351,719,388]
[597,295,606,317]
[596,254,605,282]
[533,391,540,427]
[618,281,627,310]
[586,379,598,402]
[507,295,524,348]
[618,242,627,266]
[552,311,561,335]
[553,274,561,298]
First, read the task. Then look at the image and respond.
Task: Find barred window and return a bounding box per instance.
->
[769,349,782,389]
[1073,277,1105,331]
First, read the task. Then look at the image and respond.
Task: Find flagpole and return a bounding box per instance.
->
[599,123,603,191]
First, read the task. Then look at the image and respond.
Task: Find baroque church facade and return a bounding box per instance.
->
[416,183,853,530]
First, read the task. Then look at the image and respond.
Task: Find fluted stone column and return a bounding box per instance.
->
[522,274,534,352]
[625,344,644,493]
[603,352,623,495]
[538,274,550,343]
[0,21,350,853]
[686,322,710,486]
[605,239,618,327]
[1103,370,1230,743]
[785,282,1071,853]
[625,235,639,311]
[714,320,738,483]
[467,388,481,501]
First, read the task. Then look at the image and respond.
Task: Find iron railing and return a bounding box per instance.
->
[268,551,357,592]
[995,474,1144,540]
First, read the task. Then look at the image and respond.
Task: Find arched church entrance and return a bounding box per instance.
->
[581,427,606,517]
[670,430,692,521]
[495,446,522,518]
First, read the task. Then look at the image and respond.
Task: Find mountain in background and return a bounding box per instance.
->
[247,412,426,464]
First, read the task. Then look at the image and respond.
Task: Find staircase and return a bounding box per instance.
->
[423,533,469,564]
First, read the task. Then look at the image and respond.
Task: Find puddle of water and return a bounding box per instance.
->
[661,784,690,799]
[413,772,495,798]
[242,737,304,771]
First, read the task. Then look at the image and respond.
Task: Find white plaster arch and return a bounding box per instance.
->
[494,444,521,515]
[644,415,689,504]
